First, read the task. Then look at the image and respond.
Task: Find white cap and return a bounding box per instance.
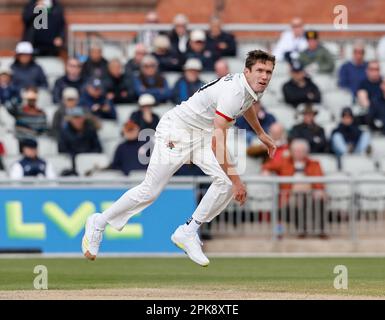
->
[138,94,156,106]
[183,58,202,71]
[173,13,189,25]
[15,41,34,55]
[0,65,12,75]
[62,87,79,100]
[153,35,171,49]
[190,29,206,42]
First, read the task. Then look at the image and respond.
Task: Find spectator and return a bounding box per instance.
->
[273,17,308,62]
[51,87,100,138]
[103,59,136,104]
[282,61,321,108]
[185,29,217,71]
[214,58,230,78]
[236,100,276,146]
[299,30,335,74]
[9,138,56,179]
[289,103,328,153]
[169,14,190,56]
[206,16,237,57]
[262,139,326,238]
[357,60,383,110]
[133,55,170,104]
[22,0,65,56]
[368,78,385,134]
[80,42,109,80]
[338,40,368,100]
[152,35,183,72]
[130,94,159,131]
[10,87,48,142]
[0,66,21,110]
[11,41,48,89]
[171,58,204,105]
[52,58,85,104]
[125,43,148,78]
[109,120,149,175]
[79,78,117,120]
[135,11,160,51]
[58,107,102,155]
[331,107,371,156]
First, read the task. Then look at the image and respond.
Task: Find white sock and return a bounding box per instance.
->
[183,217,202,233]
[95,214,108,230]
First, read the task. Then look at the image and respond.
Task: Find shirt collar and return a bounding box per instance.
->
[240,72,263,102]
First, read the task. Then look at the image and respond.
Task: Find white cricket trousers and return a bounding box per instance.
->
[102,110,234,231]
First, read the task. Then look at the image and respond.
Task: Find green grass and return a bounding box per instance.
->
[0,257,384,296]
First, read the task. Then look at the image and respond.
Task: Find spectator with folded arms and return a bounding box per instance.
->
[0,66,21,110]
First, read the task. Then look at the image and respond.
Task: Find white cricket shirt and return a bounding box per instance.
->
[171,73,263,130]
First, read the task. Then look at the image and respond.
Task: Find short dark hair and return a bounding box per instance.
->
[245,50,275,70]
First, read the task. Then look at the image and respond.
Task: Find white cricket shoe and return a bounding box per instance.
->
[171,225,210,267]
[82,213,104,261]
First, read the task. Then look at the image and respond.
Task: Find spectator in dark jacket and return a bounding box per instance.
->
[172,58,204,105]
[81,43,109,80]
[22,0,65,56]
[289,103,328,153]
[133,55,170,104]
[0,67,21,110]
[331,107,371,156]
[130,94,159,131]
[338,40,367,100]
[110,120,148,175]
[125,43,148,78]
[58,106,102,155]
[103,58,136,104]
[368,78,385,134]
[185,29,217,71]
[11,41,48,89]
[357,60,383,110]
[52,58,85,104]
[168,14,190,56]
[206,16,237,57]
[152,35,183,72]
[236,101,276,146]
[79,78,117,120]
[283,61,321,109]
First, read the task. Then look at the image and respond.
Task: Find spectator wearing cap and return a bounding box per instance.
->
[152,35,183,72]
[338,40,368,101]
[10,138,56,179]
[171,58,204,105]
[299,30,335,74]
[81,42,109,80]
[22,0,66,56]
[357,60,383,111]
[185,29,217,71]
[214,58,230,78]
[10,87,48,142]
[52,58,85,104]
[109,120,148,176]
[206,16,237,57]
[331,107,371,156]
[368,78,385,134]
[125,43,148,78]
[103,58,136,104]
[51,87,100,138]
[130,94,159,131]
[273,17,308,62]
[11,41,48,89]
[58,106,102,155]
[236,100,276,146]
[79,78,117,120]
[289,103,328,153]
[133,55,170,104]
[0,66,21,110]
[169,14,190,55]
[282,61,321,109]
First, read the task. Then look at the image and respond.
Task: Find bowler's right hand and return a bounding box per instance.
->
[233,181,247,206]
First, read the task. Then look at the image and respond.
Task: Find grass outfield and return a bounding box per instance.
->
[0,257,384,298]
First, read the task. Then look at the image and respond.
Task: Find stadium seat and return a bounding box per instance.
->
[225,57,245,73]
[323,41,341,58]
[370,136,385,161]
[0,170,7,179]
[200,72,216,83]
[90,169,125,178]
[116,104,137,125]
[0,106,15,130]
[325,171,351,211]
[75,153,110,176]
[260,91,281,107]
[311,153,339,174]
[322,89,353,117]
[164,72,181,88]
[35,57,65,78]
[37,136,58,156]
[45,154,73,176]
[340,154,377,175]
[271,62,290,77]
[312,74,338,92]
[268,74,289,98]
[43,105,57,126]
[101,138,122,160]
[98,120,121,141]
[314,106,333,126]
[37,89,54,107]
[356,172,385,212]
[246,179,273,212]
[269,105,296,130]
[2,155,21,172]
[244,156,262,175]
[237,42,268,60]
[2,133,20,156]
[153,104,172,117]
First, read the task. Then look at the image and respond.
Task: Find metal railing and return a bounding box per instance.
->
[2,175,385,241]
